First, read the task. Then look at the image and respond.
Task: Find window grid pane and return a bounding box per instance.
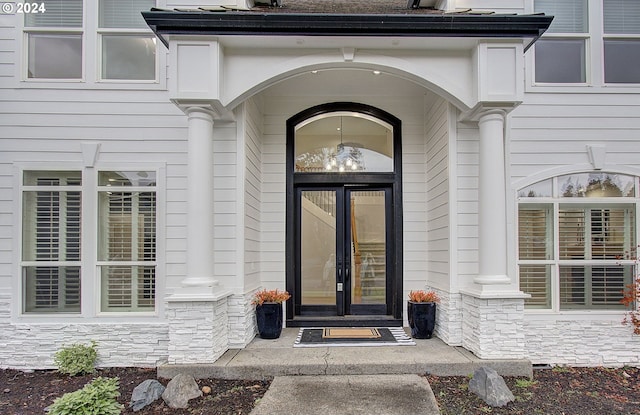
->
[559,209,585,260]
[590,208,635,259]
[100,265,155,312]
[519,207,553,260]
[535,39,586,84]
[99,0,155,29]
[23,266,81,313]
[604,0,640,34]
[560,265,632,310]
[534,0,588,33]
[27,34,82,79]
[520,265,551,309]
[25,0,83,27]
[23,178,82,262]
[101,35,156,80]
[604,40,640,84]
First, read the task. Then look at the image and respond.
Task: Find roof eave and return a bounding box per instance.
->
[142,11,553,50]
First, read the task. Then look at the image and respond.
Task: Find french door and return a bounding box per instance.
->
[295,186,392,317]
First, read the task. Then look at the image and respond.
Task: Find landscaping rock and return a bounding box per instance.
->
[469,366,515,407]
[130,379,165,412]
[161,374,202,409]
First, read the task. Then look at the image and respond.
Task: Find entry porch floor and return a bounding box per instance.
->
[158,328,532,379]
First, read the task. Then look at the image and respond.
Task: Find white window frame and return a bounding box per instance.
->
[602,0,640,85]
[531,0,591,87]
[517,174,640,314]
[96,172,157,314]
[18,0,166,90]
[14,163,165,321]
[525,0,640,92]
[22,1,86,83]
[97,0,159,83]
[20,170,83,314]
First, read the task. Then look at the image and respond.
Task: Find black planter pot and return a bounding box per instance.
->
[255,302,284,339]
[407,301,436,339]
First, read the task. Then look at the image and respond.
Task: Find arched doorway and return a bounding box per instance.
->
[285,102,403,326]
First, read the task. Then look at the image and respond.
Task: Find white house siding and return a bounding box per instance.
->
[510,93,640,365]
[424,97,465,346]
[455,121,480,288]
[227,97,264,348]
[0,13,15,85]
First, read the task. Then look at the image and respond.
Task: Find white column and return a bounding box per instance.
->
[475,110,510,286]
[179,106,220,296]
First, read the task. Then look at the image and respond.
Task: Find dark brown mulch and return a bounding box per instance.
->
[1,366,640,414]
[0,367,270,415]
[428,366,640,415]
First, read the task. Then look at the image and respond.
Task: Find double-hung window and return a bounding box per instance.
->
[98,0,157,81]
[22,171,82,313]
[23,0,158,82]
[518,172,638,311]
[21,169,157,315]
[98,171,156,312]
[603,0,640,84]
[24,0,83,79]
[534,0,588,84]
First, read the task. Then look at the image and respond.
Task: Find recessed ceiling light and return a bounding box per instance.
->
[373,70,381,75]
[311,70,318,74]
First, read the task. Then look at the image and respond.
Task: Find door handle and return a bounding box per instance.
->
[345,264,350,282]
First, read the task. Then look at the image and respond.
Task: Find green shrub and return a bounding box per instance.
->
[53,341,97,376]
[47,377,123,415]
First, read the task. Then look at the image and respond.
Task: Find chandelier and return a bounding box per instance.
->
[324,117,364,172]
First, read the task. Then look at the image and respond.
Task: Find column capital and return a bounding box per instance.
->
[171,98,234,121]
[460,102,513,123]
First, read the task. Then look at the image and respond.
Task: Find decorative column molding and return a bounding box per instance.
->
[173,105,223,299]
[475,109,511,287]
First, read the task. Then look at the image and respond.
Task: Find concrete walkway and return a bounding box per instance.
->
[249,374,441,415]
[158,328,532,379]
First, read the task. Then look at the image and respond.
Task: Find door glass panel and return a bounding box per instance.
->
[350,191,386,305]
[294,113,393,173]
[301,190,336,305]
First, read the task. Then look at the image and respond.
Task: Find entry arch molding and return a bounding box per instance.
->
[285,102,404,326]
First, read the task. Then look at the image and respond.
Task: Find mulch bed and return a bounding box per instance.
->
[428,366,640,415]
[0,367,270,415]
[1,366,639,414]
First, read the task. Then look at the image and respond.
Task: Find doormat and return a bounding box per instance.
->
[294,327,416,347]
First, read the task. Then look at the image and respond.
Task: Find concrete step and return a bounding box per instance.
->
[249,374,441,415]
[158,328,532,381]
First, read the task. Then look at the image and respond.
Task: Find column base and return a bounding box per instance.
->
[170,277,225,301]
[473,274,511,285]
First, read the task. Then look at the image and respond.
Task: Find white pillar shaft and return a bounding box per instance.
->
[182,107,218,290]
[476,111,510,285]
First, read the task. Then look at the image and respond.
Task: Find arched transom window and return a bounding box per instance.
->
[294,112,393,173]
[518,172,639,311]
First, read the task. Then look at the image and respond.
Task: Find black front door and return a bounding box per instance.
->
[295,186,392,317]
[285,102,403,326]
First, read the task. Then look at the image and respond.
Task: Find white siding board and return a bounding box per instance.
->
[425,97,450,291]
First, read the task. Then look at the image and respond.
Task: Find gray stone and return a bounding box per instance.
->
[469,366,515,407]
[130,379,165,412]
[161,373,202,409]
